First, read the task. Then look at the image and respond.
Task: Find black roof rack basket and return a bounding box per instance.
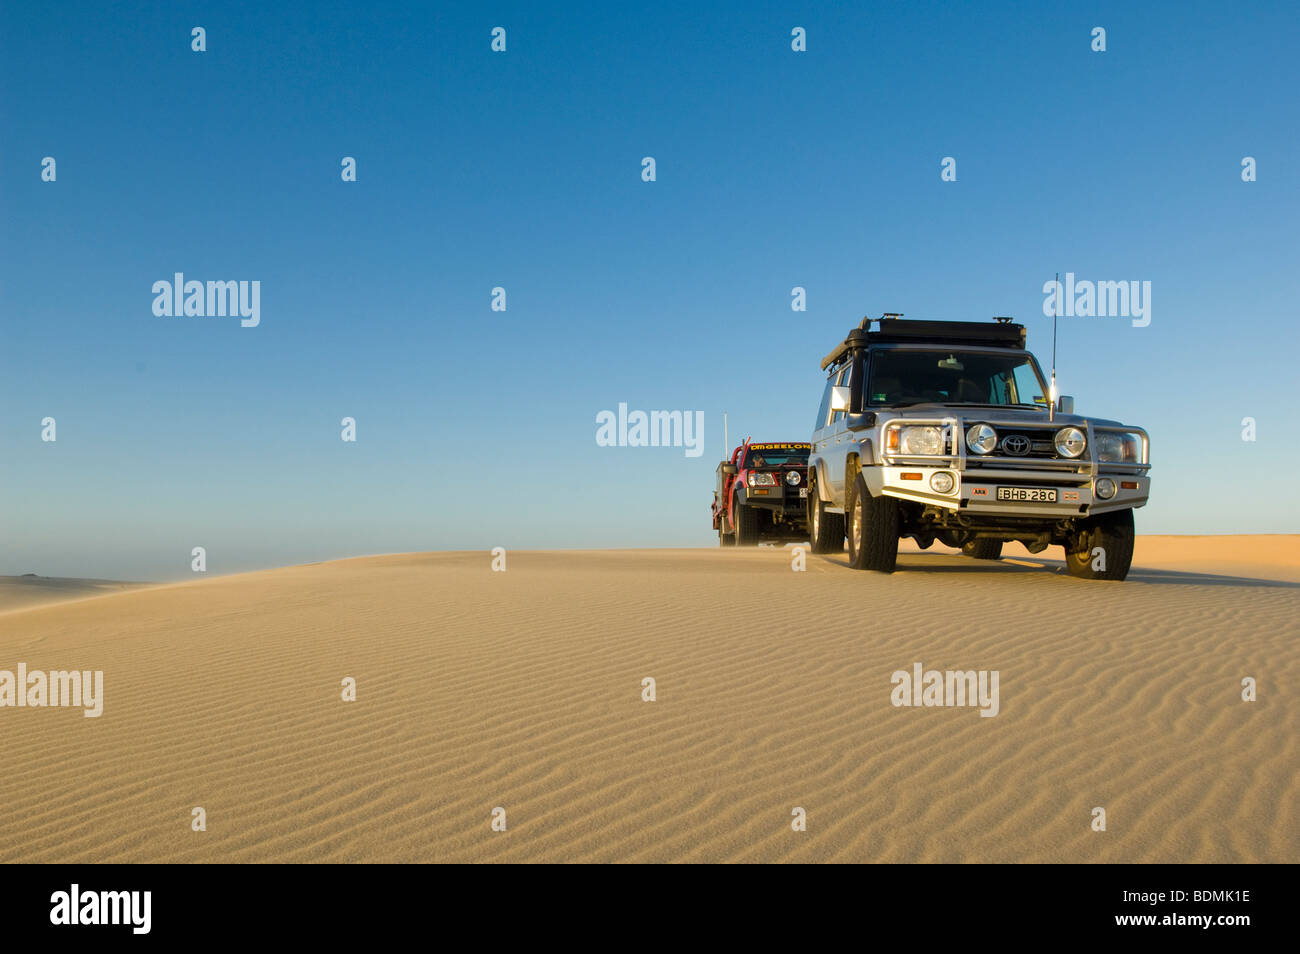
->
[821,316,1026,370]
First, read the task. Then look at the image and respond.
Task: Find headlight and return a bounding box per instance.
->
[898,426,944,456]
[966,423,998,455]
[929,472,956,494]
[785,470,802,486]
[1096,432,1140,463]
[748,472,777,487]
[1095,477,1117,499]
[1054,427,1086,458]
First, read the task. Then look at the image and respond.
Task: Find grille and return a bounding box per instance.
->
[981,427,1067,461]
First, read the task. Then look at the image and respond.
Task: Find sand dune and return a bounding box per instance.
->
[0,536,1296,863]
[0,575,154,615]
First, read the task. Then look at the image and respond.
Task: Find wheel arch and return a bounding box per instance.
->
[845,452,863,497]
[808,455,831,502]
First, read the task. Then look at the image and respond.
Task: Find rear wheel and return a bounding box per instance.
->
[846,473,899,572]
[718,524,734,547]
[1065,509,1135,581]
[733,493,761,546]
[807,481,844,553]
[962,539,1003,560]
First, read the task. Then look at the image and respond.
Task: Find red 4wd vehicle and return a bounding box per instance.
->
[712,441,811,546]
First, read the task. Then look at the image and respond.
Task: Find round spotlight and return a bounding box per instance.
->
[1095,477,1117,500]
[966,423,998,455]
[1055,426,1087,458]
[929,471,956,494]
[785,470,802,485]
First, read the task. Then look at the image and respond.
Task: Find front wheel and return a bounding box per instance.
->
[1065,509,1135,580]
[846,473,899,572]
[733,493,761,546]
[807,482,844,553]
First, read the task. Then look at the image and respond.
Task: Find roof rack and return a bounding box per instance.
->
[820,315,1026,370]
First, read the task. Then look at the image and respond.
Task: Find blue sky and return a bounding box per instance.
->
[2,1,1297,580]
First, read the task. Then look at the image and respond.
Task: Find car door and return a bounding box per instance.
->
[822,364,852,508]
[810,373,836,502]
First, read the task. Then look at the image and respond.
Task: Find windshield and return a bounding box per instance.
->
[867,349,1047,408]
[744,448,809,468]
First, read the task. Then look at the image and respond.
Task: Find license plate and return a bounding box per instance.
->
[798,487,808,498]
[997,486,1057,503]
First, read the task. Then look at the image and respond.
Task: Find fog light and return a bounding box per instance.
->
[1095,477,1117,500]
[930,472,956,494]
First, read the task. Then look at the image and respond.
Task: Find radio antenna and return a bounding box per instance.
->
[1049,272,1059,422]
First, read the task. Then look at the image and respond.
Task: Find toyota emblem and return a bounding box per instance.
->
[1001,435,1031,456]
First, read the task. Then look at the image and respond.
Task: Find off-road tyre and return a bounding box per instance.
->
[1065,509,1135,581]
[846,473,900,572]
[808,481,845,553]
[733,493,761,546]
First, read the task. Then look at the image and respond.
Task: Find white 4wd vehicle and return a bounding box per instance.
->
[806,316,1151,580]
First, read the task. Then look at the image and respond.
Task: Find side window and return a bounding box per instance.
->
[829,365,852,424]
[1011,363,1046,406]
[814,376,834,431]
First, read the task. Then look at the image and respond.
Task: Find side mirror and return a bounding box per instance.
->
[829,385,851,412]
[720,463,737,476]
[1057,395,1074,414]
[845,412,876,432]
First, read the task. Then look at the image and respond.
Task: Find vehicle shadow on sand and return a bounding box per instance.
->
[818,554,1300,589]
[1115,566,1300,589]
